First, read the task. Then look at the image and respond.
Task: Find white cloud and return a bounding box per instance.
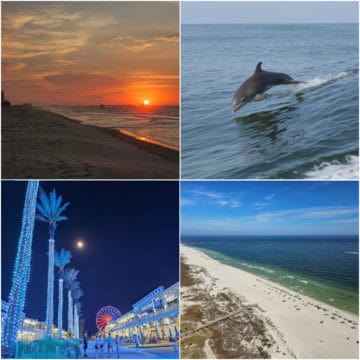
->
[251,202,272,209]
[193,190,223,200]
[182,198,194,206]
[217,200,229,207]
[265,194,275,201]
[330,217,358,224]
[192,188,241,209]
[255,207,358,222]
[230,200,241,208]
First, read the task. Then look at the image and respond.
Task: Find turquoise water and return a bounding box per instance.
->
[181,24,358,179]
[182,235,359,313]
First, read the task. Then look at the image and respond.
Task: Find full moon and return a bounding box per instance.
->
[76,240,84,249]
[143,99,150,105]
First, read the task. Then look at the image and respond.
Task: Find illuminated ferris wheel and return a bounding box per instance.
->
[96,306,121,332]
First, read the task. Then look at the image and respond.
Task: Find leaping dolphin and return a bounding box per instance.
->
[232,62,304,113]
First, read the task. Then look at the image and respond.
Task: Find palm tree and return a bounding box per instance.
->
[54,249,71,339]
[71,280,80,337]
[72,284,83,339]
[79,317,85,339]
[63,268,78,336]
[77,303,84,338]
[36,188,69,337]
[2,181,39,357]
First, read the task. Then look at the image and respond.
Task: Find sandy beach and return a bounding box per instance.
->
[181,245,359,359]
[1,106,178,179]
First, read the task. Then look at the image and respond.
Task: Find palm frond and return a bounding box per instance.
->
[54,202,70,219]
[73,287,83,301]
[50,189,57,211]
[35,214,48,222]
[71,280,80,294]
[77,303,83,318]
[55,195,63,213]
[54,248,72,270]
[63,268,79,289]
[36,187,69,225]
[38,188,51,217]
[35,202,47,218]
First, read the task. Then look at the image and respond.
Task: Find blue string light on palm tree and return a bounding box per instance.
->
[54,249,72,339]
[1,181,39,358]
[36,188,69,337]
[63,268,79,336]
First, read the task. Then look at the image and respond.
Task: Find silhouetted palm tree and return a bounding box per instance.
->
[36,188,69,337]
[63,268,78,336]
[54,249,71,339]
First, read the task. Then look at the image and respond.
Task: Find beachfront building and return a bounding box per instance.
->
[105,282,179,343]
[1,300,68,341]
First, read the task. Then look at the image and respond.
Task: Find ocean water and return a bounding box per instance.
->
[47,105,179,149]
[182,235,359,313]
[181,24,359,179]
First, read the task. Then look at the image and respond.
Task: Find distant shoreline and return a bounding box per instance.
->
[53,111,180,156]
[45,105,179,152]
[181,245,359,359]
[2,105,178,179]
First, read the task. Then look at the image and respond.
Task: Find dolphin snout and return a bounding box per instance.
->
[232,103,244,113]
[232,98,246,113]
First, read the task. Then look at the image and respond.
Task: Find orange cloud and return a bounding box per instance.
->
[2,2,179,105]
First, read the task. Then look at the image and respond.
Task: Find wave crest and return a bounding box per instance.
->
[305,155,359,179]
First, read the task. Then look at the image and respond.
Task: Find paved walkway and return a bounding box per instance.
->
[83,341,179,359]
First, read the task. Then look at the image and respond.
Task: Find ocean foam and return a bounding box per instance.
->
[298,279,309,284]
[240,262,275,273]
[305,155,359,180]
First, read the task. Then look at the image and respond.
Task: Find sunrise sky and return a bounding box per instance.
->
[2,1,179,105]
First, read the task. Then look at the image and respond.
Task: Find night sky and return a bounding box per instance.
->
[2,181,179,335]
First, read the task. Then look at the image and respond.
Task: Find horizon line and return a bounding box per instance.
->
[10,103,180,107]
[182,22,358,25]
[182,233,359,237]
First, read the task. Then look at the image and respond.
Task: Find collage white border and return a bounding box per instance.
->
[0,1,359,359]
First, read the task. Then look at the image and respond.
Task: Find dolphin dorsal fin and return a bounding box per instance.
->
[255,62,262,73]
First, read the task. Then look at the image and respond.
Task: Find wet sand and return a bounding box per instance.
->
[181,245,359,359]
[1,106,178,179]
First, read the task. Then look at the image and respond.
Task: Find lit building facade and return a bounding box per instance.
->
[105,282,179,343]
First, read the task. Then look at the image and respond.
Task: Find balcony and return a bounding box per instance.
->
[110,303,179,331]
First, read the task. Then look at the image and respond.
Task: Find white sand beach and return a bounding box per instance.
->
[181,245,359,359]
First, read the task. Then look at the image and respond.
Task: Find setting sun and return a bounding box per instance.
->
[143,99,150,106]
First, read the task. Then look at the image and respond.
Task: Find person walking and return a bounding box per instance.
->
[100,335,105,358]
[83,331,88,358]
[115,335,121,357]
[106,333,114,357]
[95,334,101,358]
[133,334,140,352]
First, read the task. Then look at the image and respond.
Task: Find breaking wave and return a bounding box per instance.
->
[305,155,358,179]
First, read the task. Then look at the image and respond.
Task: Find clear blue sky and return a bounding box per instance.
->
[181,1,359,24]
[181,181,359,235]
